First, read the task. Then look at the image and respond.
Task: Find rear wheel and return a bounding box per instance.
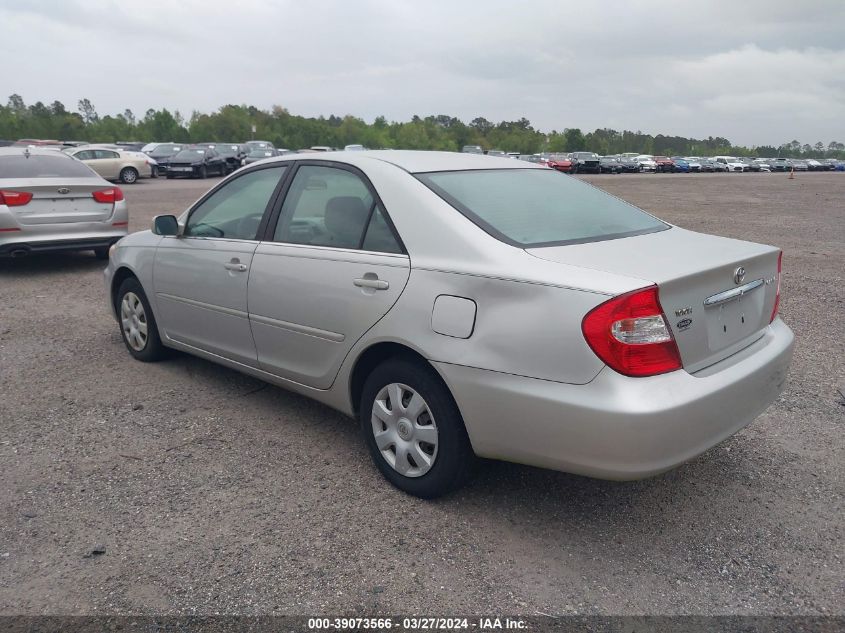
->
[119,167,138,184]
[116,277,167,362]
[360,358,472,498]
[94,247,109,260]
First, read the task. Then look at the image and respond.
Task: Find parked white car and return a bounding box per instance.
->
[63,146,153,183]
[104,151,794,498]
[713,156,747,172]
[635,155,658,172]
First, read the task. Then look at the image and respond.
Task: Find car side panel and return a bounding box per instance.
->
[339,268,609,387]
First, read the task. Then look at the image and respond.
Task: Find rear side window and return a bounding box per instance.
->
[417,168,668,247]
[0,154,96,178]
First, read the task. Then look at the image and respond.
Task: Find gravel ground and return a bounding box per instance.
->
[0,171,842,616]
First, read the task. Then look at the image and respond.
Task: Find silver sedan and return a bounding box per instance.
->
[1,147,128,258]
[104,151,794,498]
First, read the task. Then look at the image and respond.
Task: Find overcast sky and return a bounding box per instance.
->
[2,0,844,146]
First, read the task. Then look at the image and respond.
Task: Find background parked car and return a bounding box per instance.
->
[598,156,623,174]
[617,156,641,173]
[653,156,676,173]
[546,153,573,173]
[635,155,658,172]
[165,147,227,179]
[670,157,690,173]
[145,143,185,175]
[63,146,153,184]
[790,159,809,171]
[197,142,246,173]
[678,157,701,172]
[243,147,279,165]
[461,145,483,154]
[0,147,127,258]
[713,156,747,172]
[569,152,601,173]
[486,149,507,158]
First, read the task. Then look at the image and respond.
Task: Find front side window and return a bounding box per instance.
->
[184,165,286,240]
[417,168,668,247]
[274,166,376,250]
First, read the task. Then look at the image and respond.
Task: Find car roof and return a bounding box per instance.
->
[263,150,542,174]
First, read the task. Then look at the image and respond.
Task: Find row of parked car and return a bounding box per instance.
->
[461,146,845,174]
[3,139,376,184]
[6,139,845,185]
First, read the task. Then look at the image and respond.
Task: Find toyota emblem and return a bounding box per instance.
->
[733,266,746,285]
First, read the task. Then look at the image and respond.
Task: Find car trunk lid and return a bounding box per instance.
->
[527,227,781,373]
[1,178,115,224]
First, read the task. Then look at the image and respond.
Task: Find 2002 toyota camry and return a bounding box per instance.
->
[104,151,794,498]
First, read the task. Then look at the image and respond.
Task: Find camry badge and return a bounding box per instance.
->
[57,187,70,194]
[734,266,746,285]
[675,306,692,317]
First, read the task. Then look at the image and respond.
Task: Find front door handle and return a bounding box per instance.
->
[224,259,248,272]
[354,277,389,290]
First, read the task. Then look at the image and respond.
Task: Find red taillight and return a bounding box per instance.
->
[770,251,782,323]
[582,286,683,377]
[92,187,124,203]
[0,190,33,207]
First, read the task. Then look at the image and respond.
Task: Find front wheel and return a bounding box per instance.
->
[116,277,168,362]
[198,165,207,179]
[360,358,472,498]
[119,167,138,184]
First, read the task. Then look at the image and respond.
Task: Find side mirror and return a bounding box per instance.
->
[152,214,180,236]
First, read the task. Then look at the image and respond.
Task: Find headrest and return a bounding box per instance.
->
[324,196,369,248]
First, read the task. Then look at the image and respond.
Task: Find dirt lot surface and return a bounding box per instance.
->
[1,171,843,616]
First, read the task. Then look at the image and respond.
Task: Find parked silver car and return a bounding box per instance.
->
[1,147,128,258]
[104,151,794,497]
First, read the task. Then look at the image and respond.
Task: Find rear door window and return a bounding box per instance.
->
[273,165,374,249]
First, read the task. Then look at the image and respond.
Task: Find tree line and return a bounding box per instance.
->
[2,94,843,159]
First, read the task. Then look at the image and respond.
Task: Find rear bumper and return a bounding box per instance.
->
[435,318,794,480]
[0,234,124,256]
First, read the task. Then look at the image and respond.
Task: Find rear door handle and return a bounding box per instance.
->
[353,278,389,290]
[224,259,248,272]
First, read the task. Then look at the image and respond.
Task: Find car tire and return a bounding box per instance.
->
[151,166,159,178]
[360,358,473,499]
[115,277,168,362]
[166,174,173,179]
[94,247,110,260]
[199,165,207,179]
[119,167,138,184]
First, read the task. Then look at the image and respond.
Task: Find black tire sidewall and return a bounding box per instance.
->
[360,358,471,498]
[116,277,167,362]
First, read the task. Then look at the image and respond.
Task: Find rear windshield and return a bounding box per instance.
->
[417,169,669,247]
[0,154,95,178]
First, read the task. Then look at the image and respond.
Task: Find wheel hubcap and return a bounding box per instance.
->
[371,383,438,478]
[120,292,148,351]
